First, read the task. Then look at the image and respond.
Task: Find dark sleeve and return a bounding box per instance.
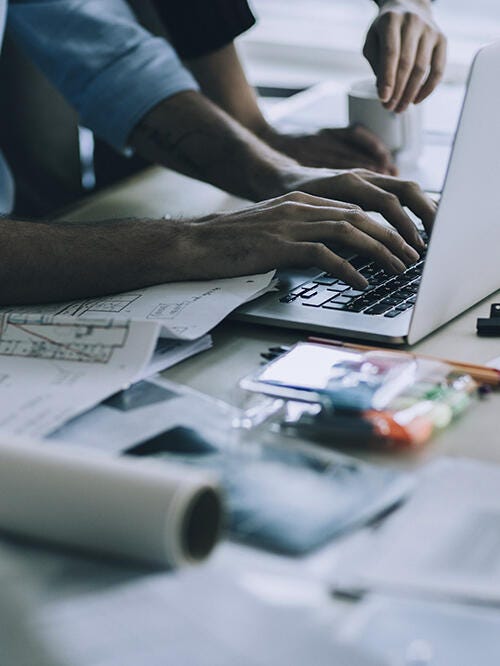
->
[151,0,257,59]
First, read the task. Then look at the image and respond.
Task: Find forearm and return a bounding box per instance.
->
[130,90,297,201]
[0,217,190,305]
[373,0,433,7]
[185,43,270,136]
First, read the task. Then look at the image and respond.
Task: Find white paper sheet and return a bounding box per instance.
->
[0,313,161,437]
[138,334,212,380]
[0,436,223,568]
[0,272,276,340]
[0,313,214,437]
[335,458,500,604]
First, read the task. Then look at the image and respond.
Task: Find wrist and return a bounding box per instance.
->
[269,164,335,199]
[377,0,432,9]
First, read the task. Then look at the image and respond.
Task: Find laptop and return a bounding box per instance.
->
[235,41,500,346]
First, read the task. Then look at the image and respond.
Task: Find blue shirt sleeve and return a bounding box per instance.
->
[7,0,199,150]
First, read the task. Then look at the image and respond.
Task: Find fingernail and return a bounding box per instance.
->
[379,86,391,102]
[404,246,420,264]
[415,234,426,251]
[356,275,369,289]
[390,257,406,274]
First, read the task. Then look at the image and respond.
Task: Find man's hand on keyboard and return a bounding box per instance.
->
[132,92,435,250]
[279,167,436,251]
[175,191,421,289]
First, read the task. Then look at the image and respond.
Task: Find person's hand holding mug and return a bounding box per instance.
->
[363,0,447,112]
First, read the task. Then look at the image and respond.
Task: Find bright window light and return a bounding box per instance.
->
[242,0,500,86]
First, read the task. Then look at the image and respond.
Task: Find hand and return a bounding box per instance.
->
[261,124,397,175]
[279,166,436,251]
[363,0,447,112]
[176,191,422,289]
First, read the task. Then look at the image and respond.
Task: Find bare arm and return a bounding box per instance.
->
[182,45,396,174]
[0,191,425,305]
[0,217,185,304]
[1,89,435,305]
[185,42,267,137]
[130,89,296,201]
[130,90,434,250]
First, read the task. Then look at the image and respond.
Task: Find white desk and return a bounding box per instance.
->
[15,85,500,665]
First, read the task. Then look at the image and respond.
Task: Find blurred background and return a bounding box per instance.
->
[241,0,500,89]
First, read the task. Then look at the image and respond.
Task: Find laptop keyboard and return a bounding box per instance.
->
[279,252,426,318]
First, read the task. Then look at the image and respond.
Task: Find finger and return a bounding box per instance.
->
[386,17,422,111]
[264,191,356,220]
[375,14,402,103]
[317,155,390,173]
[341,208,420,265]
[294,136,390,172]
[331,173,426,250]
[312,144,392,173]
[363,27,378,75]
[414,37,447,104]
[290,207,419,266]
[395,35,435,112]
[283,241,368,289]
[381,178,436,232]
[293,220,408,275]
[344,125,395,171]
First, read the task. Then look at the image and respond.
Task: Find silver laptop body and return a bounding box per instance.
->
[235,41,500,345]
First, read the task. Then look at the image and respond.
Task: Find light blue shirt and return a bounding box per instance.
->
[0,0,199,213]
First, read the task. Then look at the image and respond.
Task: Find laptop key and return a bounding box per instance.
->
[350,256,370,269]
[344,301,367,312]
[343,289,366,298]
[365,303,392,315]
[279,293,299,303]
[322,301,347,310]
[301,293,336,307]
[313,276,338,286]
[299,282,322,292]
[299,290,320,299]
[384,309,402,318]
[330,295,352,305]
[380,295,404,306]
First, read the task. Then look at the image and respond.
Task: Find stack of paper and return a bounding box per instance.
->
[0,271,276,340]
[0,272,275,435]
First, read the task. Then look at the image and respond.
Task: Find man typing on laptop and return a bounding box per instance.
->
[0,0,437,305]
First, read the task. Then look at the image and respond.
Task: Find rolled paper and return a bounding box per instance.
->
[0,436,223,568]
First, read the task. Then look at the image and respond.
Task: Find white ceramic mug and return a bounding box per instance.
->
[348,79,423,165]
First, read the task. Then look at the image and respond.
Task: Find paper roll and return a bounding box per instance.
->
[0,436,224,568]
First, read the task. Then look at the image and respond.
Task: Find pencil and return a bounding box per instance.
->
[306,336,500,388]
